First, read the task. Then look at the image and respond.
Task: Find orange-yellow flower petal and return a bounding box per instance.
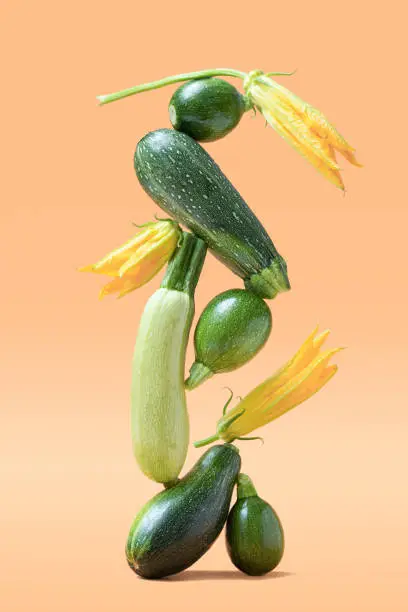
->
[246,72,361,190]
[306,105,363,167]
[215,328,342,441]
[79,219,180,298]
[79,227,157,277]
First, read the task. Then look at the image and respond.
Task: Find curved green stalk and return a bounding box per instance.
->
[97,68,294,105]
[193,433,220,448]
[236,435,264,444]
[222,388,235,416]
[97,68,246,105]
[194,408,245,448]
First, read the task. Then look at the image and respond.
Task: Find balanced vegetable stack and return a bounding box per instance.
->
[81,67,359,579]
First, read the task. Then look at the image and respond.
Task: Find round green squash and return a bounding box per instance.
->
[226,474,284,576]
[168,78,246,142]
[185,289,272,389]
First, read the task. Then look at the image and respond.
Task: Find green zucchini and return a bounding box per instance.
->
[185,289,272,389]
[134,128,290,299]
[131,232,206,485]
[168,78,246,142]
[126,444,241,579]
[226,473,284,576]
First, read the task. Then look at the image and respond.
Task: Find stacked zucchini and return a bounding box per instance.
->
[125,78,287,579]
[81,64,355,578]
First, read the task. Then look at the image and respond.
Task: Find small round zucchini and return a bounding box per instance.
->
[185,289,272,389]
[226,473,284,576]
[168,78,246,142]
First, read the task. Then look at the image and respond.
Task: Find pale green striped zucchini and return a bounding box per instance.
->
[131,232,207,485]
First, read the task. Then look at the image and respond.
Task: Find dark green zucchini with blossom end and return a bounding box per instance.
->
[168,78,247,142]
[126,444,241,579]
[134,129,290,300]
[185,289,272,389]
[226,473,284,576]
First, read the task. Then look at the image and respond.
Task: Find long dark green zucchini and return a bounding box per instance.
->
[126,444,241,579]
[134,128,290,299]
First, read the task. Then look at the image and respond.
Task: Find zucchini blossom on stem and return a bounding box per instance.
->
[244,70,362,190]
[79,219,181,298]
[194,328,342,447]
[97,67,361,190]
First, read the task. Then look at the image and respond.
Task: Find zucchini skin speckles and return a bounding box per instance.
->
[134,129,290,299]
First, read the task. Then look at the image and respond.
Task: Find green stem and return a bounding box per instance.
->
[193,433,219,448]
[97,68,247,105]
[265,70,297,78]
[185,362,213,390]
[161,232,207,296]
[236,473,258,499]
[236,435,264,444]
[221,388,235,415]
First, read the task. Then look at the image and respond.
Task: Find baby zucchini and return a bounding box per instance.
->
[185,289,272,389]
[168,77,247,142]
[226,473,284,576]
[134,129,290,299]
[126,444,241,579]
[131,232,206,485]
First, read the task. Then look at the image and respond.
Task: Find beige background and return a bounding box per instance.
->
[1,1,407,610]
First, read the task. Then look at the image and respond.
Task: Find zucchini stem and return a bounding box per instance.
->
[236,473,258,499]
[96,69,295,105]
[185,362,213,390]
[161,232,207,296]
[193,434,220,448]
[97,68,247,105]
[194,408,246,448]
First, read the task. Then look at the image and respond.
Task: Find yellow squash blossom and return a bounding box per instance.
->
[244,70,362,190]
[194,328,342,447]
[79,219,181,298]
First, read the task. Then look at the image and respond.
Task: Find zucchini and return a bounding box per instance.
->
[168,78,246,142]
[131,232,206,485]
[185,288,272,389]
[126,444,241,579]
[226,474,284,576]
[134,128,290,299]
